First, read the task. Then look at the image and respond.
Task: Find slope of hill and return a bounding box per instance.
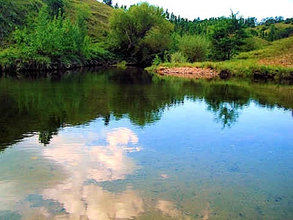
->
[237,36,293,67]
[0,0,43,43]
[67,0,113,39]
[0,0,113,44]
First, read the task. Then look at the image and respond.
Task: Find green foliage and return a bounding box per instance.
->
[151,36,293,81]
[0,0,43,44]
[15,6,91,61]
[152,55,162,66]
[178,35,210,62]
[116,60,127,69]
[170,52,188,63]
[250,22,293,42]
[0,5,114,69]
[241,37,270,52]
[209,14,247,60]
[109,2,174,65]
[44,0,65,18]
[236,36,293,60]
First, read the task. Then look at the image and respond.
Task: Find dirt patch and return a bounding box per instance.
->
[158,67,219,79]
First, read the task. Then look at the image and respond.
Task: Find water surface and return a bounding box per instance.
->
[0,68,292,219]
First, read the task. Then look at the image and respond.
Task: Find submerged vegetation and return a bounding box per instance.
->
[0,0,292,80]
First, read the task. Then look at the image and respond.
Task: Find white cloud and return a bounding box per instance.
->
[110,0,293,20]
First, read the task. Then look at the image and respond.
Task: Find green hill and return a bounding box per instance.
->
[0,0,43,43]
[236,36,293,67]
[66,0,113,39]
[0,0,113,44]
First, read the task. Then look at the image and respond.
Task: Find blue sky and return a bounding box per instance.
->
[107,0,293,20]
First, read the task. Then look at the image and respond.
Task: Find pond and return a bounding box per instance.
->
[0,68,292,219]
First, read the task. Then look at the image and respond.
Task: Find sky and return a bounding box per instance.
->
[109,0,293,21]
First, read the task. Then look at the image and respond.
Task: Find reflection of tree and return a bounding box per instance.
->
[0,69,293,149]
[38,116,63,145]
[204,84,249,128]
[39,130,56,146]
[207,101,240,128]
[103,114,110,126]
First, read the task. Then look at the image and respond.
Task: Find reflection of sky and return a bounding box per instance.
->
[39,128,143,219]
[0,99,292,219]
[43,128,141,182]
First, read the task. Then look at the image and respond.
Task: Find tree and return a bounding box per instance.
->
[103,0,112,7]
[109,3,174,65]
[209,13,247,60]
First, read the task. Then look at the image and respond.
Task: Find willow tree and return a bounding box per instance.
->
[109,3,174,65]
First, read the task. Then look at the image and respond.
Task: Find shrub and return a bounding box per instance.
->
[6,5,94,66]
[178,35,210,62]
[152,55,162,66]
[170,52,188,63]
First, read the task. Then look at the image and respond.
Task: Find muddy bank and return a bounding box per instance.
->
[158,67,219,79]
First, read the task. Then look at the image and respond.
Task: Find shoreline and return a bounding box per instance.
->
[147,62,293,83]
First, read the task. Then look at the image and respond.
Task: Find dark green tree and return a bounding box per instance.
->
[109,3,174,65]
[103,0,112,7]
[210,13,247,60]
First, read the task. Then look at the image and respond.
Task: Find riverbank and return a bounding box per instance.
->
[147,36,293,83]
[147,60,293,83]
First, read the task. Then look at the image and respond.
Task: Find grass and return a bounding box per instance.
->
[236,36,293,67]
[0,0,114,71]
[67,0,113,40]
[147,36,293,82]
[0,0,113,45]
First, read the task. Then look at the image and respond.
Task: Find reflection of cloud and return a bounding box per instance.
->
[84,185,143,220]
[157,200,181,218]
[43,128,141,182]
[39,128,144,219]
[156,200,191,220]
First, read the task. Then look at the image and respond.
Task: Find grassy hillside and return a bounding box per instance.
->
[237,36,293,67]
[0,0,43,44]
[0,0,112,45]
[66,0,113,39]
[0,0,115,72]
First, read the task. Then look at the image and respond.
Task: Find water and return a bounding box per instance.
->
[0,68,292,219]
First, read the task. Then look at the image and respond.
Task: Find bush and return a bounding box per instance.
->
[152,55,162,66]
[109,3,174,65]
[171,52,188,63]
[178,35,210,62]
[5,5,94,66]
